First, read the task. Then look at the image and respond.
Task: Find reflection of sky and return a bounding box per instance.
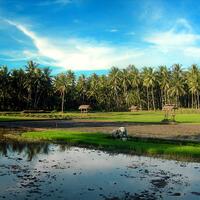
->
[0,145,200,200]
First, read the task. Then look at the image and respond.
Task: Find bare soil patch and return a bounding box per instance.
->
[1,120,200,142]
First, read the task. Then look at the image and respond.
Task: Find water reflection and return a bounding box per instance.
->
[0,128,200,199]
[0,141,200,200]
[0,141,50,161]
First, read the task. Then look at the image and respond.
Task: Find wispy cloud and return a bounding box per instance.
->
[108,29,119,33]
[38,0,72,6]
[139,0,164,22]
[4,17,200,70]
[145,19,200,57]
[126,31,135,36]
[5,19,143,70]
[146,31,200,49]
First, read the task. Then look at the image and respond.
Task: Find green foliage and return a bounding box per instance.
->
[2,61,200,111]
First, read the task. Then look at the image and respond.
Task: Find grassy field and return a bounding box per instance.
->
[6,130,200,160]
[1,110,200,123]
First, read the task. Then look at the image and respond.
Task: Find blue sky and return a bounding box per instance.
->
[1,0,200,74]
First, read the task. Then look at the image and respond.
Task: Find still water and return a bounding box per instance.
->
[0,141,200,200]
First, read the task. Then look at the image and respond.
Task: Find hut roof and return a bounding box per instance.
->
[162,104,177,111]
[78,105,91,110]
[129,105,138,109]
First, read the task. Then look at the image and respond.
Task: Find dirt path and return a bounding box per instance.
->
[1,120,200,141]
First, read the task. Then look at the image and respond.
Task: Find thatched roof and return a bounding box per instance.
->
[162,104,177,111]
[129,105,139,110]
[78,105,91,110]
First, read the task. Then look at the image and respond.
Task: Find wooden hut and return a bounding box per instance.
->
[162,104,177,121]
[78,105,91,113]
[129,105,139,112]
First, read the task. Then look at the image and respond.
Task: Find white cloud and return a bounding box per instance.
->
[144,18,200,61]
[126,31,135,36]
[184,47,200,58]
[109,29,119,33]
[139,0,164,22]
[146,31,200,49]
[38,0,72,6]
[5,19,143,70]
[4,18,200,70]
[175,18,193,32]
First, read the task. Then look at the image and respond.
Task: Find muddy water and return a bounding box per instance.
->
[0,140,199,200]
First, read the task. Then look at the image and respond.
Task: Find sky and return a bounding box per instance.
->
[1,0,200,74]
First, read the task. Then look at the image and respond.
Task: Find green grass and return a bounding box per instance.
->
[14,130,200,160]
[2,110,200,123]
[65,111,200,123]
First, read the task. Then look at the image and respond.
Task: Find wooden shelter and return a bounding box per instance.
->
[162,104,177,121]
[129,105,139,112]
[78,105,91,113]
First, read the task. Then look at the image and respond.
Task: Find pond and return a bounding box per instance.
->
[0,127,200,200]
[0,139,200,200]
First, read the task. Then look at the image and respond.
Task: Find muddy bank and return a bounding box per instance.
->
[1,120,200,141]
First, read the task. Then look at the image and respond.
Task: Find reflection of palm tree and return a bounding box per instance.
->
[0,141,50,161]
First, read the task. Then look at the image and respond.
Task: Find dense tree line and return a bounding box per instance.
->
[1,61,200,111]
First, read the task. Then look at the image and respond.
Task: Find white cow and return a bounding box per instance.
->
[112,127,128,140]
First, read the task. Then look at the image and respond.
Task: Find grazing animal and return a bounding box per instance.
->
[112,127,128,140]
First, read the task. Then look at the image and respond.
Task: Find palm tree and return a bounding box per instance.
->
[158,66,170,107]
[25,60,40,109]
[53,73,68,112]
[87,73,99,106]
[121,68,131,108]
[10,68,27,110]
[97,75,110,110]
[169,64,185,107]
[66,70,76,103]
[142,67,156,110]
[127,65,142,108]
[0,66,10,110]
[186,64,200,108]
[108,67,121,110]
[76,74,88,104]
[37,67,52,109]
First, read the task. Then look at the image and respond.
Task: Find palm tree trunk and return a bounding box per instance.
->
[196,92,198,109]
[192,93,194,109]
[176,96,178,107]
[187,94,190,108]
[61,92,65,112]
[160,89,163,108]
[147,87,149,110]
[151,87,155,110]
[137,86,142,109]
[166,90,169,104]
